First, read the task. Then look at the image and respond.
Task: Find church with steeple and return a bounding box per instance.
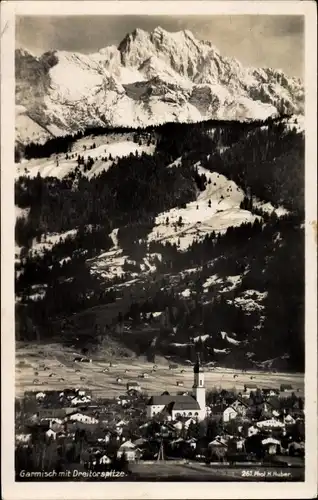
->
[192,353,206,419]
[146,354,206,421]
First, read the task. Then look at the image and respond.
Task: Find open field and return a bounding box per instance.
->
[15,342,304,399]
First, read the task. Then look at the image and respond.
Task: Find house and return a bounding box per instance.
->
[126,382,141,392]
[132,438,149,452]
[183,417,197,429]
[99,454,111,465]
[280,384,293,392]
[173,420,184,432]
[16,433,32,445]
[116,377,123,384]
[69,413,99,425]
[256,418,285,430]
[116,419,129,429]
[235,438,246,451]
[284,414,296,425]
[256,398,281,419]
[40,417,64,430]
[141,373,149,379]
[75,388,89,397]
[262,388,279,398]
[97,433,111,445]
[35,392,46,400]
[45,428,57,440]
[231,398,249,416]
[117,440,141,461]
[62,389,78,400]
[247,425,259,437]
[244,383,258,392]
[186,438,197,449]
[222,406,238,423]
[73,357,91,363]
[262,437,281,455]
[208,437,228,460]
[70,396,92,406]
[176,381,184,387]
[208,436,228,448]
[222,398,250,421]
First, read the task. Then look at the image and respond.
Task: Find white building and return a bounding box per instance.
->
[284,414,296,425]
[69,413,99,424]
[45,428,57,440]
[16,433,32,445]
[126,382,141,392]
[99,454,111,465]
[35,392,46,400]
[70,396,92,406]
[222,406,238,423]
[247,425,259,437]
[117,440,140,461]
[256,418,285,430]
[147,354,206,420]
[262,437,281,455]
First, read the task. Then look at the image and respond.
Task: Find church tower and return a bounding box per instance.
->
[193,353,206,415]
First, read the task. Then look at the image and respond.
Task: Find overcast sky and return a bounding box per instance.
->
[16,15,304,78]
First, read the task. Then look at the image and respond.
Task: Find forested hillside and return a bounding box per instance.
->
[15,115,305,371]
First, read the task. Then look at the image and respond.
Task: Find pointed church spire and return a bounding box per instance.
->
[193,351,206,415]
[194,351,202,373]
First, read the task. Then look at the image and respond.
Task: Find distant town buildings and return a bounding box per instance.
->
[15,363,305,476]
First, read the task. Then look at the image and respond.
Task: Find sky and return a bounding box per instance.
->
[16,15,304,78]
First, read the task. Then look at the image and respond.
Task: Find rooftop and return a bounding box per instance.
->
[147,394,198,406]
[170,400,200,411]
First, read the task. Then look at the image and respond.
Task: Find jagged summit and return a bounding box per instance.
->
[15,26,304,144]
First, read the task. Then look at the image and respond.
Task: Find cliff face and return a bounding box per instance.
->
[15,27,304,144]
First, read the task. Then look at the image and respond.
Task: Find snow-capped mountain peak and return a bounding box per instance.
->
[15,26,304,144]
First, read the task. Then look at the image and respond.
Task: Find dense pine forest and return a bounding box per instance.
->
[15,115,305,371]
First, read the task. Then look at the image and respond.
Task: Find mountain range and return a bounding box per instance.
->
[16,26,304,145]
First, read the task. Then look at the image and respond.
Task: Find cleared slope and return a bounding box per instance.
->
[148,163,256,250]
[16,135,155,179]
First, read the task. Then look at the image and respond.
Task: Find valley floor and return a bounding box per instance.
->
[15,342,304,399]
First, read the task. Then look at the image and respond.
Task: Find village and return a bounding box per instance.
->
[15,356,305,481]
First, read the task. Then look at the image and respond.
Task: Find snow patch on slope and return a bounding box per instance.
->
[148,163,257,250]
[16,137,155,179]
[88,227,160,281]
[228,289,268,312]
[29,229,78,256]
[16,206,30,219]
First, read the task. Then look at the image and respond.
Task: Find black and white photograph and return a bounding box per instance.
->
[1,1,317,498]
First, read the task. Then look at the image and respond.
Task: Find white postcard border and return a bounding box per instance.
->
[1,2,317,499]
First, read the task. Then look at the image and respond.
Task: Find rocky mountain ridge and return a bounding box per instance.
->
[16,27,304,144]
